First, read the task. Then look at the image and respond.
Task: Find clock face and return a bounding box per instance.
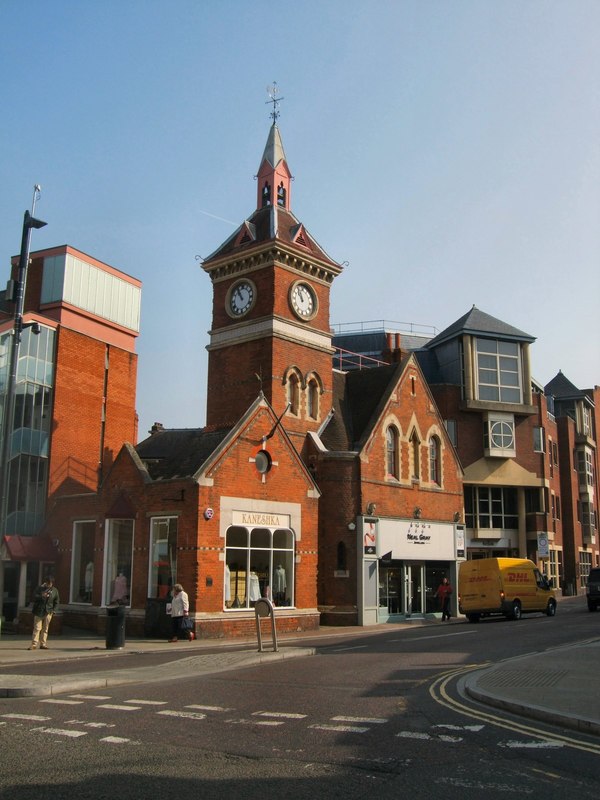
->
[228,280,255,317]
[290,281,316,319]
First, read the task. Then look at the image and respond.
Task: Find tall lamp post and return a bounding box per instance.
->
[0,208,47,537]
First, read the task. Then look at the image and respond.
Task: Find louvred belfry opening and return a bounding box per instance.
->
[256,123,292,211]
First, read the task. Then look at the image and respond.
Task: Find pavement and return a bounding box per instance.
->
[0,619,598,738]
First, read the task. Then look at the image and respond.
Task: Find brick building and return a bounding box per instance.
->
[5,118,466,637]
[0,245,140,623]
[332,311,598,593]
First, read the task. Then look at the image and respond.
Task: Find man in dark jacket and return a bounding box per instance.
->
[29,576,60,650]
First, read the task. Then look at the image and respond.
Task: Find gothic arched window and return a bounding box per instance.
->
[277,182,286,207]
[386,426,399,479]
[429,435,441,485]
[410,430,420,481]
[262,182,271,207]
[287,373,300,416]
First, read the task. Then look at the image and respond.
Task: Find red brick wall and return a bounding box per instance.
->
[49,329,137,499]
[43,403,321,638]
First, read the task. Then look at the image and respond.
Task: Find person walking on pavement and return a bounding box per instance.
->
[436,576,453,622]
[29,576,60,650]
[168,583,190,642]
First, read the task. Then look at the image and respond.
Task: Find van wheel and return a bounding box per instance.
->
[511,601,522,620]
[466,613,480,623]
[546,600,556,617]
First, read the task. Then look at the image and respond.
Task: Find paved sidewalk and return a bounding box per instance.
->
[1,623,599,738]
[463,639,600,737]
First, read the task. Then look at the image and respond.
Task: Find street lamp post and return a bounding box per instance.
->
[0,209,47,536]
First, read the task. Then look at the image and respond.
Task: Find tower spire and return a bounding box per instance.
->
[256,83,292,211]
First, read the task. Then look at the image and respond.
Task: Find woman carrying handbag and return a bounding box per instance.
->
[168,583,194,641]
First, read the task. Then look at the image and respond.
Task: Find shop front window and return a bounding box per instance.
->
[70,520,95,603]
[104,519,133,606]
[149,517,178,599]
[225,525,294,609]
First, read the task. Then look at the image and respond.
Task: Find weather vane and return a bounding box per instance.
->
[266,81,284,122]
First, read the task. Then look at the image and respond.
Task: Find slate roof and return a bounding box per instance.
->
[135,427,233,480]
[321,361,407,452]
[545,371,582,399]
[427,305,535,348]
[203,203,339,268]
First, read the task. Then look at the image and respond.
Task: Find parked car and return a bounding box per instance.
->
[586,567,600,612]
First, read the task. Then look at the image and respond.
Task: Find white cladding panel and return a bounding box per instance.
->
[378,518,455,561]
[41,254,141,332]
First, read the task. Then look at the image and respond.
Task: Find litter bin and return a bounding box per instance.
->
[106,604,126,649]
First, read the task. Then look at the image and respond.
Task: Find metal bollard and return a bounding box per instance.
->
[254,598,278,652]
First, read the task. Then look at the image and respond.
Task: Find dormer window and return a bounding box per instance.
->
[476,338,522,403]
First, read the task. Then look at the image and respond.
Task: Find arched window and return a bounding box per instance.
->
[410,430,420,481]
[277,182,286,207]
[262,182,271,207]
[386,426,399,479]
[287,372,300,415]
[429,436,441,485]
[307,378,319,420]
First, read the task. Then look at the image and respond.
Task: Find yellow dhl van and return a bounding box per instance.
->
[458,557,556,622]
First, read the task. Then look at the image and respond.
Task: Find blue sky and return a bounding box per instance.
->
[2,0,599,438]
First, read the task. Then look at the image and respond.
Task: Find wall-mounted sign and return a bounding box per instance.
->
[537,532,549,558]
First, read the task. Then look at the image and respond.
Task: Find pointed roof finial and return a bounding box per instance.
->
[266,81,284,123]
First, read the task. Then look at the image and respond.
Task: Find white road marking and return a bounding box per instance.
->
[69,694,111,700]
[1,714,51,722]
[433,724,484,732]
[101,736,141,744]
[97,704,141,711]
[253,711,308,719]
[124,699,167,705]
[40,699,84,705]
[438,735,463,742]
[310,724,369,733]
[185,705,230,712]
[226,717,285,727]
[33,727,87,738]
[157,710,207,720]
[331,715,387,724]
[500,740,564,749]
[397,731,431,740]
[330,645,369,651]
[66,720,116,728]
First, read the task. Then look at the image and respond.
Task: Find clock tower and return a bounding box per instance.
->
[202,110,342,445]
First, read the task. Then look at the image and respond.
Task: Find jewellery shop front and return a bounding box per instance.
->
[358,517,464,624]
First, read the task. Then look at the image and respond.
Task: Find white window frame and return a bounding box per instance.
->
[483,412,516,458]
[476,338,522,404]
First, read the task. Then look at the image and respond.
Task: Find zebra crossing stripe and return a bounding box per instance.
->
[33,727,87,738]
[253,711,308,719]
[157,710,207,720]
[309,723,369,733]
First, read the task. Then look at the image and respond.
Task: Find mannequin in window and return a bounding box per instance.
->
[111,571,128,604]
[273,564,286,605]
[224,564,231,607]
[85,561,94,601]
[248,571,261,603]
